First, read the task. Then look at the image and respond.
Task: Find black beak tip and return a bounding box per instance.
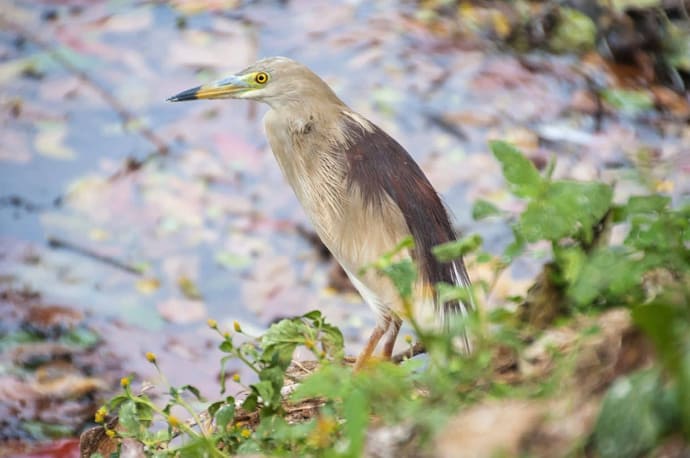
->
[166,86,201,103]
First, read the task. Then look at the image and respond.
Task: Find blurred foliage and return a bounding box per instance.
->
[93,142,689,456]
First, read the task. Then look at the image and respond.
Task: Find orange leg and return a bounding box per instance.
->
[353,322,388,371]
[381,317,402,360]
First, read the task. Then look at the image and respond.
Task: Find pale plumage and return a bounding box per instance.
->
[168,57,472,368]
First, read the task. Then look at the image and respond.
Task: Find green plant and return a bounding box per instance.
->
[93,141,689,457]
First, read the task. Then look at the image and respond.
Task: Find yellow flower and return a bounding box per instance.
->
[232,373,241,383]
[207,318,218,329]
[240,428,251,438]
[304,339,315,350]
[404,335,413,344]
[94,406,107,423]
[233,320,242,333]
[223,331,230,339]
[120,377,130,388]
[105,429,116,438]
[145,352,157,363]
[168,415,180,428]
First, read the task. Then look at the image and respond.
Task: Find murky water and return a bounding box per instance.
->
[1,0,688,399]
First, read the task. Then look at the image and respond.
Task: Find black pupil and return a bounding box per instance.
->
[258,74,265,82]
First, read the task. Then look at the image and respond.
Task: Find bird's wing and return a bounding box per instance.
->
[340,113,473,323]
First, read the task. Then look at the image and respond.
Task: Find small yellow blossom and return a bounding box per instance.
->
[168,415,180,428]
[145,352,157,363]
[207,318,218,329]
[304,339,315,350]
[240,428,251,438]
[404,335,413,344]
[94,406,107,423]
[105,429,116,438]
[120,377,130,388]
[232,373,241,383]
[223,331,230,339]
[233,320,242,333]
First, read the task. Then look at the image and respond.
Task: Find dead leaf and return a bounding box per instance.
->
[34,122,75,160]
[157,298,206,324]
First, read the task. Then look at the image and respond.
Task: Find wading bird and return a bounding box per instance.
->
[168,57,472,369]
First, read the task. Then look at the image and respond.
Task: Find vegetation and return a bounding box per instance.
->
[88,142,690,457]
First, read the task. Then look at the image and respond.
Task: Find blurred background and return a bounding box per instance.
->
[0,0,688,455]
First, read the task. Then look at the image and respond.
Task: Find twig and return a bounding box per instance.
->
[424,112,468,141]
[47,236,143,276]
[392,342,426,363]
[0,17,169,158]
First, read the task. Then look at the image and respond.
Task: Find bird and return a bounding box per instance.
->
[168,57,472,370]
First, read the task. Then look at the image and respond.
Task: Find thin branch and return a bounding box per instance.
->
[47,236,143,276]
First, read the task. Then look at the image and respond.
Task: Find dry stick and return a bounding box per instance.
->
[0,17,169,161]
[48,236,143,276]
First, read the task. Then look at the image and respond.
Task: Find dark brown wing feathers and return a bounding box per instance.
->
[342,117,470,311]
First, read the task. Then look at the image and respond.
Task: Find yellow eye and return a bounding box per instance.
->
[255,72,268,84]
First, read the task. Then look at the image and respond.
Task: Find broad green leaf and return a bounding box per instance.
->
[568,246,642,306]
[432,234,482,262]
[215,404,235,432]
[623,195,671,216]
[472,199,501,220]
[119,400,140,436]
[593,369,664,458]
[490,140,544,198]
[518,180,613,243]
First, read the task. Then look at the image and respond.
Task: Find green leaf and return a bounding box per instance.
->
[381,260,417,300]
[432,234,482,262]
[490,140,544,198]
[568,246,642,306]
[518,180,613,243]
[472,199,501,220]
[549,7,596,53]
[262,318,311,364]
[602,89,654,116]
[119,400,140,436]
[593,369,664,458]
[252,380,275,407]
[292,364,352,401]
[180,384,205,401]
[342,388,368,457]
[623,195,671,216]
[215,403,236,432]
[21,421,73,441]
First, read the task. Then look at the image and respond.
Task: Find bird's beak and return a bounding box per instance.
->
[167,75,250,102]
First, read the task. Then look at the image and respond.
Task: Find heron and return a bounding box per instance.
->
[168,57,472,370]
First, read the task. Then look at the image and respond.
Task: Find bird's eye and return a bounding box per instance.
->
[255,72,268,84]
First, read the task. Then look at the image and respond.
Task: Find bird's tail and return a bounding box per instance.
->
[446,259,474,353]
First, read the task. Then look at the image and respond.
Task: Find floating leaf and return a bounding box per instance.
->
[34,122,75,160]
[178,276,203,300]
[602,89,654,116]
[136,278,160,295]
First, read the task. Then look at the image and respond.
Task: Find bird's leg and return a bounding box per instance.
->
[381,317,402,360]
[353,320,389,371]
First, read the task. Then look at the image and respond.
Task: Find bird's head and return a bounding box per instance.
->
[167,56,341,109]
